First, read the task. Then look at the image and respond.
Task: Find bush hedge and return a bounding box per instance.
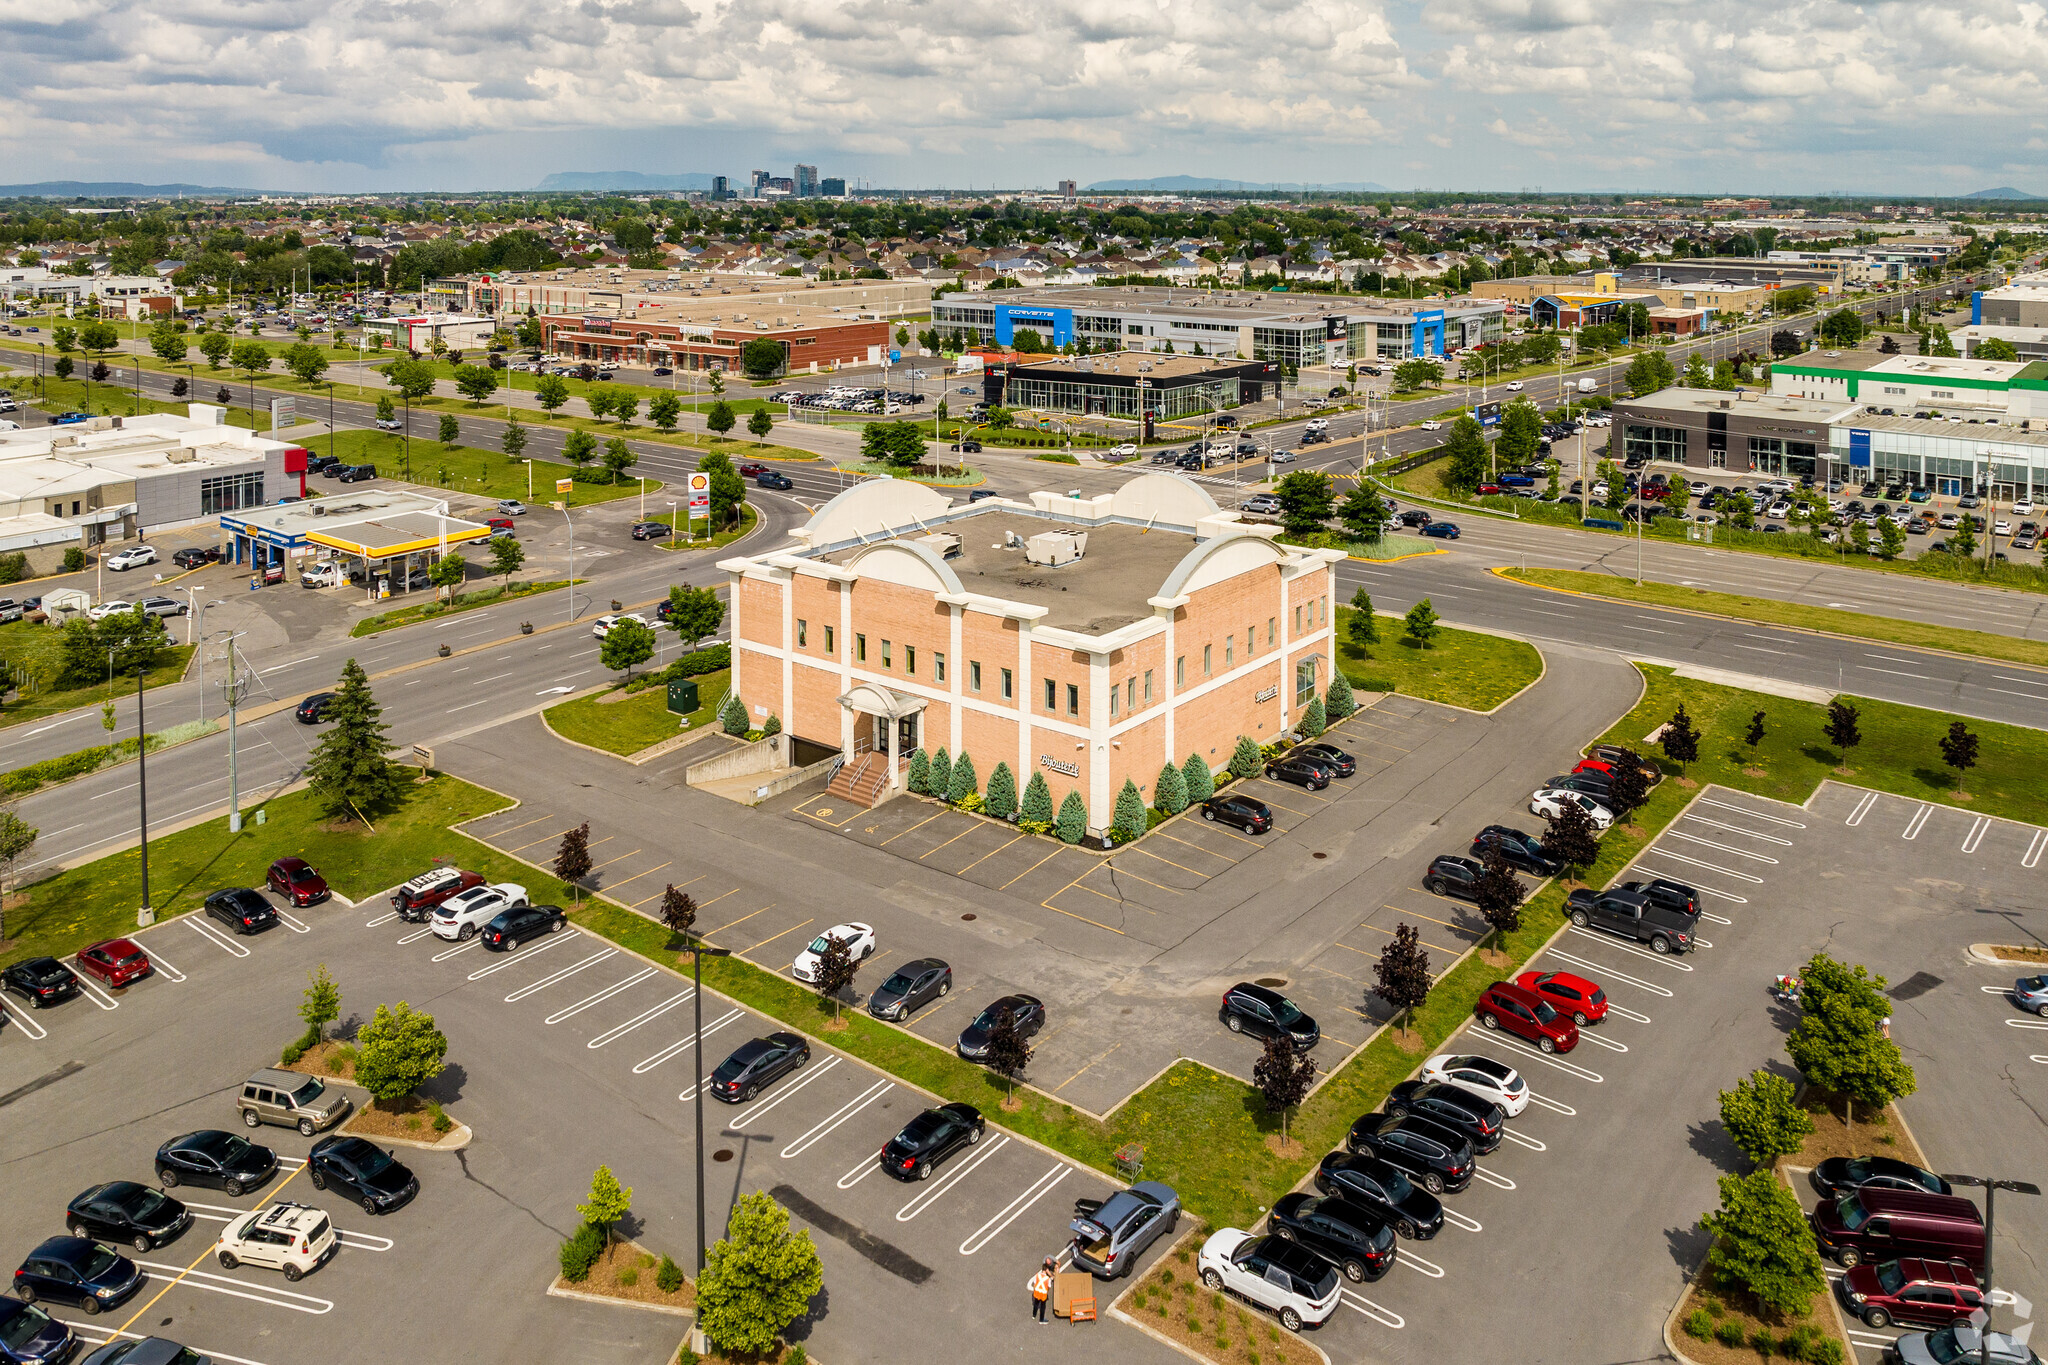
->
[559,1223,604,1282]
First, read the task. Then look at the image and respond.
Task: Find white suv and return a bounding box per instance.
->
[1198,1229,1340,1332]
[105,546,158,571]
[431,883,528,941]
[217,1202,338,1281]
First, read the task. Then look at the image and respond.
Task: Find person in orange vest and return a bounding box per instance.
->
[1029,1256,1054,1322]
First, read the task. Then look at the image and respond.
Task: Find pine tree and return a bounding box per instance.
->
[303,658,406,819]
[1054,790,1088,844]
[984,762,1018,819]
[1154,761,1188,815]
[906,748,931,796]
[929,746,952,800]
[1020,771,1055,826]
[1182,753,1215,803]
[717,691,748,736]
[1300,694,1327,738]
[1112,779,1147,840]
[1229,735,1264,778]
[1345,586,1379,656]
[1325,672,1357,720]
[946,751,978,803]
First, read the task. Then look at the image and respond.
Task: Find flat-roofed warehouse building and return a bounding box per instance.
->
[987,354,1282,420]
[718,474,1345,835]
[447,268,931,326]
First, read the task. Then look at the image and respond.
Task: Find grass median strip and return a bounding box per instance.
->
[310,430,651,508]
[1501,567,2048,671]
[0,626,195,730]
[542,668,729,756]
[1334,607,1542,711]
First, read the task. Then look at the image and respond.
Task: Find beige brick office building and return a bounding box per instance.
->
[718,474,1344,834]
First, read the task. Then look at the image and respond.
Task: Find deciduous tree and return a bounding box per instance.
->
[1370,922,1431,1035]
[1718,1070,1814,1168]
[1474,848,1527,944]
[1441,416,1489,493]
[1403,597,1440,649]
[648,392,681,431]
[982,1005,1034,1100]
[1275,470,1335,537]
[1660,704,1700,771]
[695,1192,823,1358]
[600,617,655,678]
[554,822,593,898]
[1824,699,1861,764]
[533,373,569,416]
[705,400,736,440]
[579,1165,633,1252]
[353,1001,448,1106]
[1337,483,1391,542]
[811,932,857,1017]
[601,437,638,483]
[1939,721,1978,794]
[562,429,596,470]
[659,884,697,947]
[1253,1033,1317,1148]
[1540,797,1601,877]
[1701,1169,1827,1318]
[453,363,498,404]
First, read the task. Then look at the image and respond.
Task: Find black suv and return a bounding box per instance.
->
[1264,754,1331,790]
[1313,1152,1445,1239]
[1422,854,1484,900]
[1395,509,1433,528]
[1470,826,1562,877]
[755,469,794,490]
[1385,1081,1505,1153]
[204,888,277,935]
[1345,1113,1475,1195]
[1267,1193,1395,1283]
[1202,794,1272,834]
[337,463,376,483]
[171,546,222,570]
[1221,982,1320,1050]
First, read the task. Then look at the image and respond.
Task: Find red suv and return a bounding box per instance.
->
[1837,1257,1986,1330]
[267,857,331,906]
[391,866,486,922]
[1473,981,1579,1053]
[1514,970,1608,1026]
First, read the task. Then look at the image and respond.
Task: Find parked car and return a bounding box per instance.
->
[1529,787,1613,829]
[1197,1229,1341,1332]
[294,692,336,724]
[480,903,567,951]
[170,546,221,570]
[11,1237,143,1316]
[216,1202,336,1282]
[1221,982,1320,1050]
[238,1069,350,1137]
[1837,1256,1985,1330]
[73,939,152,990]
[64,1182,190,1253]
[1812,1187,1988,1271]
[791,923,877,983]
[155,1130,276,1196]
[709,1032,811,1103]
[0,1297,76,1365]
[1421,1053,1529,1117]
[630,521,670,540]
[1421,854,1485,901]
[307,1136,417,1215]
[496,499,527,516]
[265,857,330,906]
[880,1102,985,1181]
[2,957,79,1009]
[336,464,376,483]
[203,888,277,935]
[956,994,1045,1060]
[1068,1181,1180,1278]
[430,883,528,941]
[1294,743,1355,777]
[1264,754,1331,790]
[135,597,186,619]
[1384,1081,1505,1152]
[104,546,157,572]
[1266,1193,1395,1283]
[1201,793,1273,834]
[867,957,952,1020]
[1312,1152,1445,1239]
[2013,974,2048,1016]
[1565,887,1696,955]
[1346,1112,1475,1194]
[1470,825,1562,877]
[1810,1157,1953,1202]
[1890,1324,2038,1365]
[390,866,485,922]
[1473,980,1580,1053]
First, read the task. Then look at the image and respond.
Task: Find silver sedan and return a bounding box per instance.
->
[2014,975,2048,1016]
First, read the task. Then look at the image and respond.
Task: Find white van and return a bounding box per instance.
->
[1577,378,1598,394]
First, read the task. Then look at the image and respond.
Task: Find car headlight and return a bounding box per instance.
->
[97,1285,117,1298]
[1850,1292,1866,1303]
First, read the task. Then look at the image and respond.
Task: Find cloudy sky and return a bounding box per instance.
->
[1,0,2043,194]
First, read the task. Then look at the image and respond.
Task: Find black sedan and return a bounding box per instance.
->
[709,1032,811,1103]
[1294,743,1355,778]
[1385,1081,1505,1154]
[12,1237,144,1315]
[1345,1112,1475,1194]
[949,440,983,453]
[957,994,1045,1060]
[630,521,671,540]
[294,692,335,724]
[480,904,567,951]
[1268,1193,1396,1283]
[2,957,79,1009]
[1810,1156,1952,1202]
[155,1130,276,1196]
[1264,755,1330,790]
[1201,794,1272,834]
[65,1182,191,1253]
[880,1102,985,1181]
[308,1135,417,1214]
[1469,825,1563,878]
[1313,1152,1444,1239]
[204,888,276,935]
[867,957,951,1021]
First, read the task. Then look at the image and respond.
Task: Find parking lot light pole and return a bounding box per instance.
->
[1939,1173,2041,1365]
[688,937,735,1275]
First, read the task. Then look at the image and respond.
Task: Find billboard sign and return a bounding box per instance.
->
[991,304,1074,348]
[1471,400,1501,428]
[688,471,711,514]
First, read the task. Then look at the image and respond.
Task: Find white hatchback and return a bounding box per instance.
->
[218,1202,337,1282]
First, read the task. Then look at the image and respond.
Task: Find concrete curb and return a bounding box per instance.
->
[317,1077,474,1151]
[545,1278,695,1320]
[1968,943,2044,968]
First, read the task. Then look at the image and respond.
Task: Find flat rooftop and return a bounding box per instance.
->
[1848,412,2048,447]
[221,491,485,553]
[1619,389,1861,422]
[1006,354,1255,381]
[976,285,1501,327]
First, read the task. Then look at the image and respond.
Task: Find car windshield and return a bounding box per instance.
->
[1926,1327,1966,1364]
[1531,999,1559,1024]
[1377,1167,1415,1203]
[117,1186,165,1219]
[806,936,835,955]
[290,867,318,883]
[880,971,915,994]
[289,1078,325,1107]
[79,1244,122,1279]
[1877,1262,1907,1294]
[0,1303,53,1348]
[351,1146,394,1178]
[1272,998,1305,1028]
[1837,1194,1870,1230]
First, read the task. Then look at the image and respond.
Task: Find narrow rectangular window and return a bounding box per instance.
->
[1268,617,1276,646]
[1109,686,1119,718]
[881,639,892,668]
[969,660,981,692]
[1126,678,1136,712]
[1321,595,1328,625]
[1045,677,1056,710]
[934,652,945,683]
[855,632,866,662]
[796,619,807,648]
[1203,645,1212,677]
[905,645,916,675]
[1176,656,1185,687]
[1294,604,1303,634]
[1246,627,1254,657]
[1225,638,1234,667]
[1144,669,1154,702]
[824,625,834,655]
[1001,667,1013,700]
[1066,684,1079,716]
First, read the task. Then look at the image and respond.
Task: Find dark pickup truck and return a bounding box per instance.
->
[1565,887,1698,955]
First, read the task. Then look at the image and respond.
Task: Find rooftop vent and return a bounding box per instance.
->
[1025,530,1087,566]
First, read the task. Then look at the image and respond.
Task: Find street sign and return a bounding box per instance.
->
[688,470,711,514]
[269,396,295,431]
[556,478,573,494]
[889,349,901,363]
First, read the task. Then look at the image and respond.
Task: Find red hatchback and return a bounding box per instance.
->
[1515,970,1609,1026]
[1474,981,1579,1053]
[266,857,331,906]
[76,938,153,988]
[1838,1257,1985,1330]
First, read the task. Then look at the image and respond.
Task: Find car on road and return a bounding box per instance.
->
[880,1102,985,1181]
[307,1135,417,1215]
[1890,1324,2037,1365]
[390,866,485,921]
[1384,1080,1505,1152]
[1268,448,1297,464]
[1197,1229,1340,1332]
[590,612,652,639]
[1515,970,1608,1026]
[1419,420,1442,431]
[1838,1257,1985,1330]
[1220,982,1320,1050]
[431,882,528,941]
[374,417,402,431]
[1264,754,1331,790]
[1421,1053,1529,1117]
[486,516,515,533]
[1312,1152,1444,1239]
[136,596,186,619]
[496,499,526,515]
[216,1202,336,1282]
[630,521,671,540]
[1241,493,1283,516]
[956,994,1045,1060]
[294,691,336,724]
[73,939,152,990]
[709,1032,812,1103]
[1504,380,1524,391]
[791,922,877,983]
[1529,787,1613,829]
[1394,508,1433,527]
[1201,793,1273,834]
[1266,1193,1395,1284]
[11,1237,143,1316]
[2,957,79,1009]
[1470,825,1562,877]
[866,957,952,1020]
[155,1130,276,1196]
[1473,980,1579,1053]
[1108,443,1137,458]
[204,887,277,935]
[1421,853,1484,901]
[1419,521,1460,539]
[1565,887,1695,955]
[265,856,330,906]
[755,469,794,490]
[1069,1181,1180,1279]
[238,1068,351,1136]
[2012,975,2048,1015]
[170,546,221,570]
[64,1183,189,1254]
[480,903,567,951]
[1345,1112,1475,1194]
[1294,742,1355,776]
[735,462,768,478]
[950,439,982,453]
[1810,1156,1952,1202]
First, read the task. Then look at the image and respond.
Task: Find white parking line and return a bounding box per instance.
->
[1606,1003,1653,1024]
[180,1202,393,1251]
[1499,1128,1548,1152]
[467,932,588,980]
[1442,1208,1482,1233]
[785,1080,894,1159]
[958,1160,1071,1255]
[429,938,484,962]
[547,968,657,1024]
[2031,1055,2048,1065]
[1525,1090,1575,1117]
[186,917,250,957]
[1626,861,1750,905]
[133,1259,335,1314]
[1692,936,1715,949]
[58,1323,279,1365]
[1489,1036,1605,1082]
[1641,848,1765,884]
[2005,1018,2048,1031]
[1544,950,1675,997]
[1577,1031,1629,1054]
[1902,804,1932,840]
[67,973,120,1010]
[2,1002,48,1039]
[727,1056,842,1131]
[2025,829,2048,869]
[1983,985,2019,995]
[365,910,398,927]
[1564,927,1696,971]
[143,945,185,982]
[586,989,695,1048]
[1471,1166,1517,1191]
[1963,816,1990,854]
[275,909,311,934]
[1700,796,1805,828]
[396,924,435,945]
[1341,1289,1406,1329]
[1397,1250,1446,1278]
[1845,792,1878,827]
[1682,814,1795,846]
[632,1008,741,1074]
[896,1135,1012,1222]
[837,1150,885,1190]
[502,947,618,999]
[1664,831,1780,864]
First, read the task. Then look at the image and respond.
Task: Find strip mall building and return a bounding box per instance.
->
[719,475,1344,834]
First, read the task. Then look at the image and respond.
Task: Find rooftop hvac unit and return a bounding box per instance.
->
[914,532,961,560]
[1025,530,1087,566]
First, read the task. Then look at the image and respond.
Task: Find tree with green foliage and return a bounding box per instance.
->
[741,337,786,379]
[928,746,952,799]
[380,357,436,401]
[1403,597,1440,649]
[1275,470,1335,537]
[1701,1169,1827,1318]
[601,437,638,483]
[747,408,774,444]
[562,428,597,471]
[353,1001,449,1106]
[648,392,681,432]
[1112,778,1147,840]
[428,551,466,602]
[1299,694,1327,738]
[148,322,189,364]
[435,412,458,447]
[1661,704,1700,770]
[1392,357,1444,392]
[907,746,933,796]
[374,393,396,423]
[534,373,570,416]
[600,617,655,678]
[1325,671,1357,720]
[1496,399,1542,464]
[1055,790,1088,843]
[1976,337,2020,362]
[701,448,746,529]
[1441,416,1490,493]
[1718,1070,1814,1168]
[52,355,73,382]
[1221,735,1259,779]
[299,965,341,1044]
[695,1192,824,1358]
[199,331,232,370]
[1787,953,1915,1125]
[1154,761,1188,814]
[718,690,749,736]
[706,400,737,441]
[1624,350,1677,395]
[1824,699,1861,764]
[495,417,525,464]
[584,388,616,423]
[984,761,1018,819]
[0,809,38,942]
[1819,308,1865,348]
[453,363,498,404]
[1182,752,1215,803]
[579,1165,633,1252]
[282,342,328,385]
[1345,586,1380,656]
[230,339,272,385]
[79,321,119,364]
[663,583,725,647]
[1337,483,1391,542]
[1019,771,1055,826]
[303,658,406,818]
[1939,720,1979,795]
[947,751,978,803]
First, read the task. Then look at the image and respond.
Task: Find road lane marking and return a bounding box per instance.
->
[586,989,695,1047]
[726,1056,842,1131]
[546,968,656,1024]
[463,932,586,980]
[837,1150,885,1190]
[1341,1290,1405,1329]
[1606,1003,1653,1024]
[275,909,311,934]
[784,1080,893,1159]
[1525,1090,1575,1117]
[1577,1031,1629,1053]
[631,1008,742,1073]
[1396,1250,1445,1278]
[69,973,120,1010]
[1565,927,1698,970]
[396,924,436,944]
[958,1161,1071,1256]
[1628,863,1748,904]
[1499,1128,1548,1152]
[365,910,397,927]
[895,1134,1011,1222]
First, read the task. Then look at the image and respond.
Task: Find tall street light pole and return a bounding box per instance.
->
[1938,1172,2041,1365]
[688,936,734,1274]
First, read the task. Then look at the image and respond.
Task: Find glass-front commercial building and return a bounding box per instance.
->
[988,356,1281,420]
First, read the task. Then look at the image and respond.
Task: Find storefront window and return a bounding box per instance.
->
[200,472,264,514]
[1623,425,1688,465]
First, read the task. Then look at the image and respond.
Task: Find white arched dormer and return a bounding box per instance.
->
[1154,531,1291,602]
[792,477,955,551]
[1109,470,1220,528]
[840,538,965,596]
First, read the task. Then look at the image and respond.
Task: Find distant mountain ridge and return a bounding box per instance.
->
[1083,175,1392,193]
[1962,186,2042,200]
[536,171,721,192]
[0,181,257,198]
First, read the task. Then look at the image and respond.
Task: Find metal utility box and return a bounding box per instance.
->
[1025,530,1087,566]
[667,678,701,716]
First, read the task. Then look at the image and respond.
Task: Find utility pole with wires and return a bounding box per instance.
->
[215,632,253,833]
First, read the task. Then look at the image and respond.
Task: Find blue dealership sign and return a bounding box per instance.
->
[992,305,1074,348]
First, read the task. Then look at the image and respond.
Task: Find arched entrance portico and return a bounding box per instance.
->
[837,683,929,791]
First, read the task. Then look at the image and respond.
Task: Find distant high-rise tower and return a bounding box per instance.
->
[1059,180,1077,200]
[711,175,730,201]
[750,169,770,191]
[795,164,820,198]
[821,177,846,198]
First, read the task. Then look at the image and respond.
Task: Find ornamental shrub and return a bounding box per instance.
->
[1020,771,1055,825]
[1154,761,1188,814]
[985,762,1018,819]
[559,1223,604,1282]
[947,751,978,803]
[1325,672,1356,720]
[1229,735,1264,778]
[1055,790,1088,843]
[1300,695,1327,738]
[929,747,952,800]
[1113,779,1147,840]
[1182,753,1215,803]
[717,691,748,736]
[906,748,931,795]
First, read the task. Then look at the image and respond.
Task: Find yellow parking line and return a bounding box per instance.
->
[589,847,642,872]
[1352,923,1463,958]
[907,993,963,1030]
[606,860,671,894]
[1195,820,1264,847]
[1054,1041,1123,1093]
[1155,831,1240,863]
[1384,903,1481,935]
[634,870,699,908]
[118,1162,307,1333]
[916,820,983,861]
[1040,873,1128,934]
[999,846,1068,890]
[1101,861,1182,895]
[880,809,950,846]
[1260,781,1330,804]
[702,899,771,937]
[1123,846,1210,880]
[509,826,575,853]
[489,813,557,838]
[1253,793,1314,816]
[799,804,867,828]
[954,832,1026,875]
[739,918,813,958]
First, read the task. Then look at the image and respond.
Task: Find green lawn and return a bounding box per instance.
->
[542,669,729,755]
[348,579,576,638]
[310,429,651,508]
[1501,569,2048,671]
[0,621,196,730]
[0,775,578,973]
[1334,607,1543,711]
[850,460,984,486]
[333,353,787,417]
[651,505,759,552]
